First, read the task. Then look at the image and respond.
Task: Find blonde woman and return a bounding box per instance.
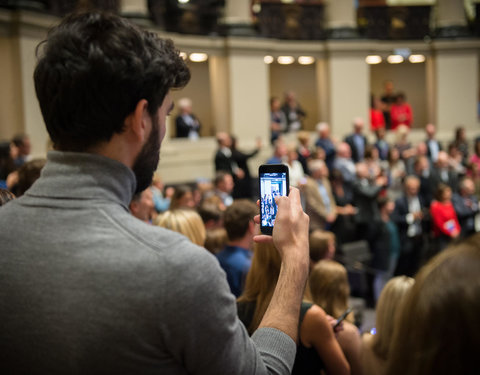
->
[238,242,350,375]
[386,237,480,375]
[361,276,414,375]
[154,209,206,247]
[309,260,363,375]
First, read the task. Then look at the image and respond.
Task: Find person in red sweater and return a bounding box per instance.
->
[430,183,460,254]
[390,93,413,130]
[370,95,385,131]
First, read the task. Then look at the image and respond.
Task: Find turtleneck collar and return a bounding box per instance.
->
[25,151,137,210]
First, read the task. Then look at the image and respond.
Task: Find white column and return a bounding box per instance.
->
[436,0,468,37]
[327,49,369,139]
[435,48,478,137]
[324,0,357,38]
[209,55,231,134]
[227,50,269,142]
[222,0,254,36]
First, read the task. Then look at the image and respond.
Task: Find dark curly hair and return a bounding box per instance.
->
[34,12,190,151]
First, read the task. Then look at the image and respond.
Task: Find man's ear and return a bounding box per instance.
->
[125,99,150,142]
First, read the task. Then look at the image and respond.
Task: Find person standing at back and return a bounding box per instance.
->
[0,12,311,375]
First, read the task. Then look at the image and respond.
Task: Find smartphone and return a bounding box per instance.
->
[334,307,352,329]
[258,164,289,235]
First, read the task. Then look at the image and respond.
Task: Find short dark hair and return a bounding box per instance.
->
[0,188,15,206]
[223,200,258,241]
[34,12,190,151]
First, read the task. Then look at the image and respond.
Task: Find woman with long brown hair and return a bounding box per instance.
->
[238,243,350,375]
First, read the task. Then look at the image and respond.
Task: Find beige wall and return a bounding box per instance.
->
[370,61,428,129]
[0,35,24,141]
[228,51,270,142]
[435,50,479,134]
[269,63,320,131]
[328,52,369,138]
[170,61,213,137]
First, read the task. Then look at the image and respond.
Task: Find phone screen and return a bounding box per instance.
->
[259,166,289,234]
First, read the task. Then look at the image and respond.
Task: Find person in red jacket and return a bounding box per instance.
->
[390,92,413,130]
[430,183,460,254]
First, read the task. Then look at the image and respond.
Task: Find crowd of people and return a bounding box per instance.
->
[0,10,479,375]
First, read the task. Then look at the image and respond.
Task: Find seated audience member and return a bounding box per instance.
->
[198,201,223,229]
[390,93,412,130]
[362,276,415,375]
[393,125,415,161]
[430,183,460,253]
[175,97,201,139]
[169,184,196,210]
[380,80,395,129]
[411,155,433,206]
[0,188,15,206]
[330,170,357,245]
[204,227,228,255]
[11,133,32,167]
[447,143,466,176]
[333,142,356,198]
[270,96,287,144]
[405,142,428,175]
[150,173,173,214]
[238,243,350,375]
[308,260,362,375]
[155,209,206,247]
[374,127,389,161]
[386,237,480,375]
[315,122,336,172]
[231,135,261,199]
[392,176,429,277]
[309,230,336,266]
[371,198,400,301]
[130,188,155,223]
[0,12,312,374]
[345,117,368,163]
[297,131,312,175]
[364,145,382,180]
[452,126,468,165]
[0,142,16,189]
[429,151,458,193]
[370,95,385,132]
[267,139,288,165]
[209,171,234,207]
[281,90,306,132]
[286,145,305,188]
[8,158,46,197]
[302,159,337,231]
[216,200,258,297]
[468,138,480,177]
[382,147,406,202]
[424,123,442,163]
[452,177,479,238]
[352,162,387,246]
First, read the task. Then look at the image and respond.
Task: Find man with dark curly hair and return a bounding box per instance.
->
[0,12,310,374]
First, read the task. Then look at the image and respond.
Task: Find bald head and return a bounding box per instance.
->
[353,117,364,134]
[404,176,420,197]
[337,142,351,158]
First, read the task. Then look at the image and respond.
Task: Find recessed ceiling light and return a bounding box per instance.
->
[189,53,208,62]
[277,56,295,65]
[298,56,315,65]
[387,55,404,64]
[409,54,426,63]
[365,55,382,64]
[264,55,274,64]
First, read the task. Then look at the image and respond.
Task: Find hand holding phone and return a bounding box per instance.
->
[334,307,352,330]
[259,164,289,235]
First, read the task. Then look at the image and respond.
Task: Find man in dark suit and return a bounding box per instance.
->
[425,123,442,164]
[392,176,429,277]
[345,117,368,163]
[429,151,458,194]
[175,97,201,139]
[452,177,479,238]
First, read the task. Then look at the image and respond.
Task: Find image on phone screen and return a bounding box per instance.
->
[259,167,288,234]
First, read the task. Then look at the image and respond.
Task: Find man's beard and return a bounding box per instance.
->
[132,115,160,194]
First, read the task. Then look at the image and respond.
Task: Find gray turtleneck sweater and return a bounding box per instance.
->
[0,151,295,374]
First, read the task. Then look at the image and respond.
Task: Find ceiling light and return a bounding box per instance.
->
[298,56,315,65]
[178,0,190,4]
[277,56,295,65]
[189,53,208,62]
[409,54,426,63]
[365,55,382,64]
[179,52,187,60]
[264,55,274,64]
[387,55,404,64]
